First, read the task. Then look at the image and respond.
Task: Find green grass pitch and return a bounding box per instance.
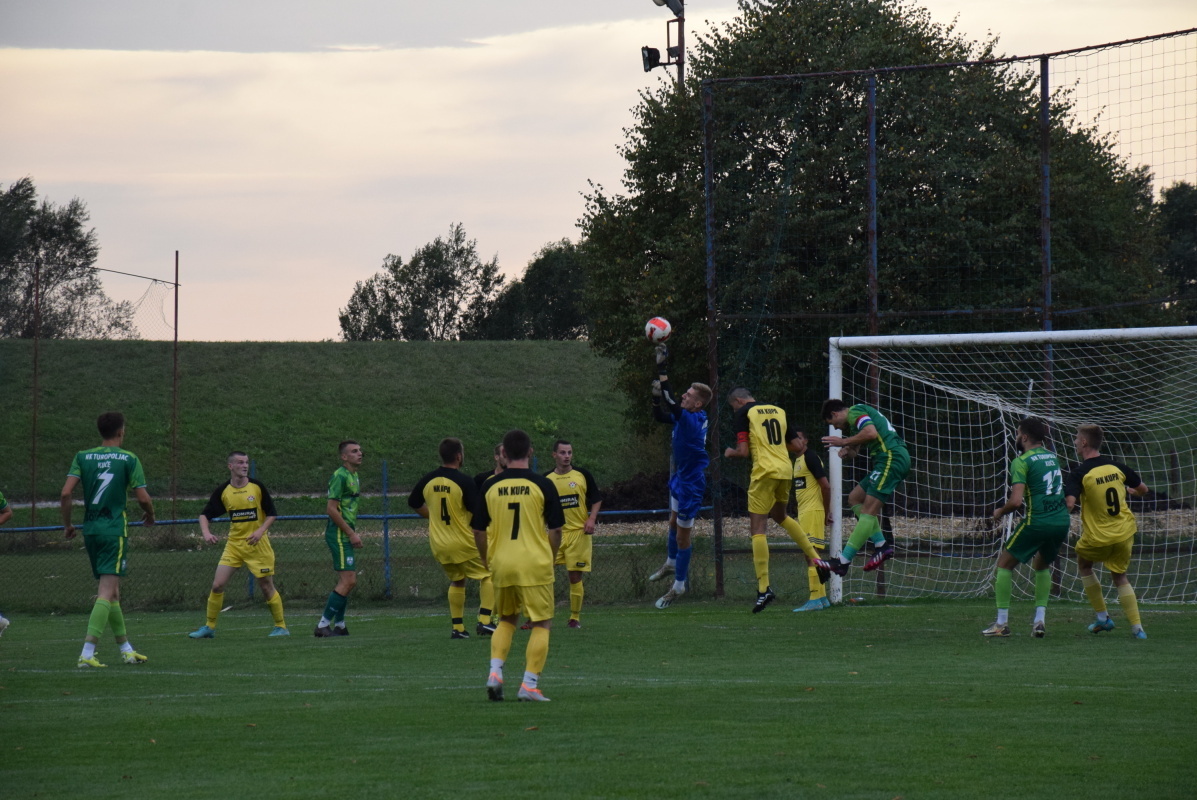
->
[2,601,1193,799]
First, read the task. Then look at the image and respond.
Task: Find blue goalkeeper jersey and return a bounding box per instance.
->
[672,409,709,482]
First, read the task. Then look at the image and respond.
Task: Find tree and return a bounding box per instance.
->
[0,177,136,339]
[1158,181,1197,323]
[339,223,504,341]
[468,239,590,340]
[580,0,1176,432]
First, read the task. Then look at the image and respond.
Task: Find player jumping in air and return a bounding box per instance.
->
[647,344,713,609]
[545,440,603,628]
[1065,424,1150,639]
[821,399,912,576]
[188,451,288,639]
[60,412,155,667]
[409,438,496,639]
[725,389,830,612]
[983,417,1070,637]
[314,440,363,637]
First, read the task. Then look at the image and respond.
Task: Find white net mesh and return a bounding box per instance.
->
[832,328,1197,603]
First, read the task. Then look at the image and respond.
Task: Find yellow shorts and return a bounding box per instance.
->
[799,510,828,550]
[495,583,554,623]
[218,537,276,577]
[748,477,790,515]
[438,555,490,583]
[1075,535,1134,575]
[555,528,592,572]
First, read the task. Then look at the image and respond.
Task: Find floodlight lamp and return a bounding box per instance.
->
[642,46,662,72]
[652,0,685,16]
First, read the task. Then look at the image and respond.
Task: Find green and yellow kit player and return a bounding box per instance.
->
[822,399,912,576]
[188,451,287,639]
[1065,424,1150,639]
[60,411,155,668]
[544,439,603,629]
[789,430,833,612]
[984,417,1071,638]
[725,388,829,613]
[409,437,495,639]
[315,440,363,637]
[474,430,565,702]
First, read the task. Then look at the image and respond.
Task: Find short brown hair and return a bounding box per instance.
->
[97,412,125,439]
[439,437,463,464]
[1018,417,1049,444]
[1077,424,1104,450]
[690,382,713,408]
[338,439,359,455]
[502,429,532,461]
[821,399,849,421]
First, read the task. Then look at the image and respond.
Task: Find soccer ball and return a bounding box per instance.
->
[644,317,672,343]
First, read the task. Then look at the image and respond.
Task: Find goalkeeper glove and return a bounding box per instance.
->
[651,379,663,399]
[655,344,669,374]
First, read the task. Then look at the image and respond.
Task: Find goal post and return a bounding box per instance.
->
[827,326,1197,604]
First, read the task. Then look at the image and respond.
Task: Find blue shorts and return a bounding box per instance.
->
[669,472,705,525]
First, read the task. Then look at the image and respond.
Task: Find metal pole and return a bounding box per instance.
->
[827,340,844,606]
[382,459,393,599]
[30,258,41,526]
[676,2,684,90]
[866,76,881,406]
[702,82,724,598]
[172,251,180,526]
[1039,57,1053,335]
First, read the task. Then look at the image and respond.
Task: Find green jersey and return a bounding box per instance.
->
[1009,446,1069,525]
[325,466,361,534]
[846,404,908,457]
[0,489,8,514]
[67,446,147,537]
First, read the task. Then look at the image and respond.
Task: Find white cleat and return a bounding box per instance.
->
[648,563,675,582]
[518,683,551,702]
[655,586,685,609]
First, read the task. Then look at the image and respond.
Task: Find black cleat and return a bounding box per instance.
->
[476,622,496,637]
[828,559,850,577]
[332,625,349,636]
[862,545,894,572]
[313,625,334,638]
[752,588,777,613]
[451,629,470,639]
[813,559,832,584]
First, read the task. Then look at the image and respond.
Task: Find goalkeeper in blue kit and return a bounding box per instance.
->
[647,344,713,609]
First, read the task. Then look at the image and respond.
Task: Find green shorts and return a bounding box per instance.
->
[325,528,357,572]
[859,448,911,503]
[1004,518,1070,565]
[84,533,128,579]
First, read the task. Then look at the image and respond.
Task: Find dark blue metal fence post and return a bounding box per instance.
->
[703,80,725,598]
[382,459,393,599]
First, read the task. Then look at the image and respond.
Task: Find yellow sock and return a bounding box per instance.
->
[478,576,495,624]
[751,534,770,592]
[448,585,467,631]
[779,516,817,560]
[569,582,584,620]
[1081,573,1107,613]
[1117,583,1141,627]
[206,591,223,628]
[526,626,550,675]
[265,592,285,627]
[490,620,516,662]
[807,566,827,600]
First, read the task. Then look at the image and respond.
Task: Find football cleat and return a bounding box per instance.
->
[981,622,1011,637]
[517,683,551,702]
[476,622,496,637]
[0,615,10,637]
[1032,620,1046,638]
[268,626,290,637]
[862,545,894,572]
[332,625,350,636]
[828,559,851,577]
[519,619,533,630]
[1132,628,1147,640]
[655,586,684,609]
[77,655,107,668]
[313,624,335,638]
[1088,617,1116,634]
[751,588,777,614]
[121,650,148,665]
[188,625,216,639]
[486,670,504,702]
[812,560,832,584]
[793,597,831,612]
[567,619,581,629]
[648,563,675,582]
[451,629,470,639]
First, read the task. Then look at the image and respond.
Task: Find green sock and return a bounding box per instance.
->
[332,591,348,623]
[322,590,347,623]
[843,514,879,561]
[1034,568,1052,608]
[87,599,111,638]
[108,601,127,637]
[995,567,1013,610]
[851,504,863,519]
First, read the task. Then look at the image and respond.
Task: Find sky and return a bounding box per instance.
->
[1,1,1193,341]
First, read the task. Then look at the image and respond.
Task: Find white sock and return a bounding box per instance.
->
[665,558,676,568]
[489,658,504,672]
[1096,610,1109,622]
[317,618,331,628]
[522,671,538,689]
[333,620,346,629]
[1131,623,1143,633]
[119,641,134,654]
[1033,607,1046,624]
[671,579,686,594]
[996,609,1009,625]
[81,642,96,660]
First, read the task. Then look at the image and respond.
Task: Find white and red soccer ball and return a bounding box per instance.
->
[644,316,672,343]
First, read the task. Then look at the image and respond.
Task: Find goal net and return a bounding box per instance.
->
[827,326,1197,603]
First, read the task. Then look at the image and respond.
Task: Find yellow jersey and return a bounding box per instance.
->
[475,468,565,587]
